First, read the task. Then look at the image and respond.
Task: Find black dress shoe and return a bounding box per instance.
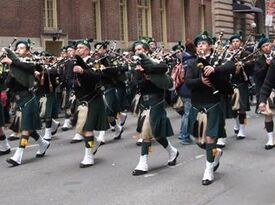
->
[234,129,239,134]
[136,141,142,146]
[202,179,213,186]
[216,144,225,149]
[0,149,11,156]
[168,151,179,166]
[236,136,245,140]
[6,158,20,166]
[80,163,93,168]
[62,127,69,131]
[8,136,20,141]
[132,169,147,176]
[265,145,274,150]
[70,139,83,144]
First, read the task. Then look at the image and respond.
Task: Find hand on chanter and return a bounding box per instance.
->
[203,65,215,76]
[73,65,84,74]
[0,57,12,65]
[201,75,211,87]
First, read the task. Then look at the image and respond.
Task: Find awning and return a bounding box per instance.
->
[233,2,263,13]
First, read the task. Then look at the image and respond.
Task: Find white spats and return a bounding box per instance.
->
[70,133,84,143]
[62,119,72,131]
[43,128,52,141]
[0,138,10,152]
[51,119,60,135]
[80,148,94,168]
[237,124,246,139]
[216,138,226,148]
[134,155,148,172]
[166,141,179,166]
[265,132,274,150]
[36,137,50,157]
[7,148,24,166]
[202,161,214,185]
[97,131,106,143]
[266,132,274,146]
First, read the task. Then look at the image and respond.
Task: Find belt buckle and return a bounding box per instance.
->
[143,95,149,101]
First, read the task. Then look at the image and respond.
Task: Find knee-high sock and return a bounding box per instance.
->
[265,121,274,133]
[84,136,94,148]
[239,113,246,124]
[141,141,151,156]
[156,137,168,148]
[45,118,52,128]
[30,131,40,141]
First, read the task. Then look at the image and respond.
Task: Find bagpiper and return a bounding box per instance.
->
[131,39,179,176]
[185,31,234,185]
[72,39,109,167]
[254,35,275,149]
[1,39,50,166]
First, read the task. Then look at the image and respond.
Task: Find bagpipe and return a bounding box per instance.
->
[132,53,173,90]
[196,31,234,95]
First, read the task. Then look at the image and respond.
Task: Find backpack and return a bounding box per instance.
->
[171,62,184,89]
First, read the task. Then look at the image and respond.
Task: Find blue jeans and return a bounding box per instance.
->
[179,97,191,142]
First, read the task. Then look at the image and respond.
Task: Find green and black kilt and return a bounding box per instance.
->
[16,94,41,131]
[0,101,5,127]
[236,82,250,112]
[189,103,225,139]
[104,88,121,117]
[116,85,126,112]
[220,94,234,119]
[137,95,174,138]
[82,95,110,132]
[45,92,58,119]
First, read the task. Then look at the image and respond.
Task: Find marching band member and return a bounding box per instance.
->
[35,52,61,141]
[185,32,234,185]
[1,40,50,166]
[62,45,76,135]
[131,40,179,176]
[254,35,275,149]
[91,41,124,145]
[229,34,254,140]
[72,39,109,167]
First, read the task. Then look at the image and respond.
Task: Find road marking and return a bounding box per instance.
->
[195,154,204,159]
[144,173,158,177]
[11,144,39,151]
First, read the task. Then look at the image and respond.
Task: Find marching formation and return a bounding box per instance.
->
[0,29,274,186]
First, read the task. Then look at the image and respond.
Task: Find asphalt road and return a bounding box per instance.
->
[1,106,275,205]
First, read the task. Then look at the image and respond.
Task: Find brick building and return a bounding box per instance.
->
[0,0,213,55]
[212,0,264,40]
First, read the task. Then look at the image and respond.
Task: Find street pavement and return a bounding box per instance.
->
[1,106,275,205]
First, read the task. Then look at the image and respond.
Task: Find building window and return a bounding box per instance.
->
[92,0,101,40]
[119,0,128,41]
[43,0,57,29]
[137,0,152,37]
[160,0,167,43]
[199,3,206,31]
